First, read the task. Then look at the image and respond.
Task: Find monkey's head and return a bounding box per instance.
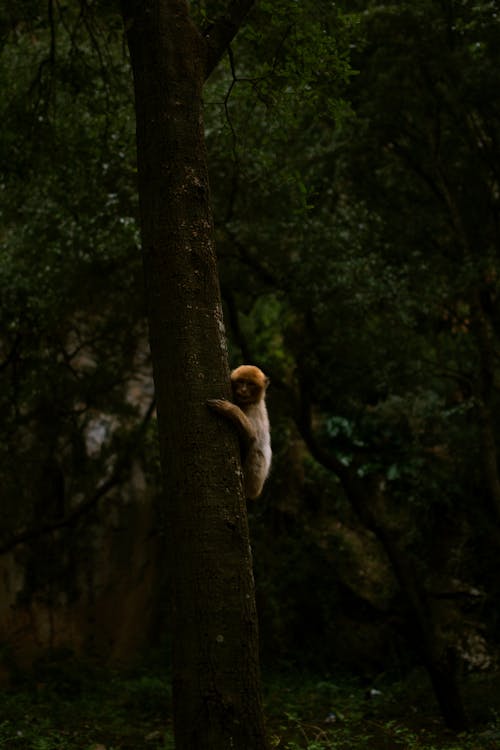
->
[231,365,270,406]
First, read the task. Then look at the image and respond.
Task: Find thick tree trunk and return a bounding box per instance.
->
[122,1,267,748]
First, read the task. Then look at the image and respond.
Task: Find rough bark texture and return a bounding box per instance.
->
[121,1,267,748]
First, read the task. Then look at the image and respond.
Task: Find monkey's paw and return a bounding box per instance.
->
[206,398,231,412]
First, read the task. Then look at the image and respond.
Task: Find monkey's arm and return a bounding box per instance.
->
[207,399,256,448]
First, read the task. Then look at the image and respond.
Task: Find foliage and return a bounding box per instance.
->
[0,663,172,749]
[1,667,500,749]
[0,4,149,546]
[206,0,500,719]
[1,0,500,729]
[265,673,500,749]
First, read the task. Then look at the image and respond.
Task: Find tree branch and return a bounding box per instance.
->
[0,398,156,556]
[0,469,123,555]
[203,0,256,79]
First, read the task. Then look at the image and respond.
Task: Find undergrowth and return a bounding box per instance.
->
[1,661,500,749]
[264,672,500,749]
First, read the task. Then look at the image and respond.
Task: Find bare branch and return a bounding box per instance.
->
[203,0,256,79]
[0,398,156,556]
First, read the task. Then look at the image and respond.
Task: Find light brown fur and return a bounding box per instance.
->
[208,365,272,499]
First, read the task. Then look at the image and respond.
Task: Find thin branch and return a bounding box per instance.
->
[221,45,242,224]
[219,232,279,287]
[220,287,252,363]
[48,0,56,65]
[0,335,21,373]
[27,0,57,111]
[224,46,239,161]
[203,0,256,79]
[0,471,122,555]
[0,398,156,556]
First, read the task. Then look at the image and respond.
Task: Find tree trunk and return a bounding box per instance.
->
[121,1,268,748]
[295,389,469,730]
[342,480,469,730]
[373,523,468,731]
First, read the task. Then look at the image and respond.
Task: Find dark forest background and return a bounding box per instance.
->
[1,1,500,747]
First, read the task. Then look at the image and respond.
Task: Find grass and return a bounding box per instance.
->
[0,663,171,750]
[1,662,500,749]
[264,673,500,749]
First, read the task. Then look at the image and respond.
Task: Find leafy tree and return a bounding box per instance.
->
[0,3,146,549]
[3,0,500,737]
[202,0,500,731]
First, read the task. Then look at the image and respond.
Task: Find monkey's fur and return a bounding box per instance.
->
[208,365,271,499]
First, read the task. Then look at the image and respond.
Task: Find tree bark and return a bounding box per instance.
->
[121,1,267,748]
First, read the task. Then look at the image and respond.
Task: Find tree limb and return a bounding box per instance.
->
[0,398,156,556]
[203,0,256,79]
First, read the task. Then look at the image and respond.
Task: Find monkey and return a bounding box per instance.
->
[207,365,271,500]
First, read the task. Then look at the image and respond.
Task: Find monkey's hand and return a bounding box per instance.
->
[207,399,256,444]
[207,398,232,414]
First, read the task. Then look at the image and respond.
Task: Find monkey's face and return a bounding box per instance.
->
[232,377,262,406]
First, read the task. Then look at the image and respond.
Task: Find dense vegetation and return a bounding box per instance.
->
[1,0,500,745]
[2,663,500,749]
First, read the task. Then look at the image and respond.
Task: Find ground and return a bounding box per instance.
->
[1,659,500,749]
